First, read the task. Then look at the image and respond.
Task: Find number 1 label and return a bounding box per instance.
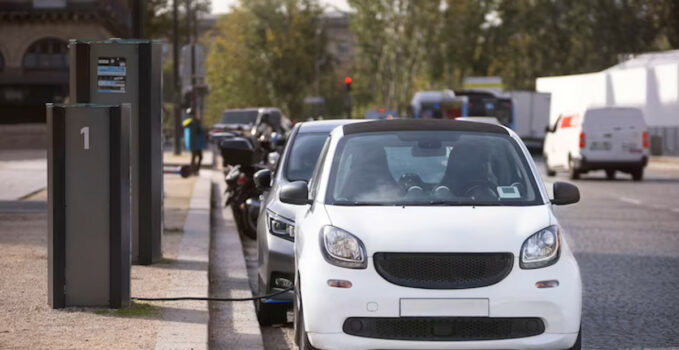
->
[80,126,90,150]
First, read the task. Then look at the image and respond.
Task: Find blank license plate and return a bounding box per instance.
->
[400,298,489,317]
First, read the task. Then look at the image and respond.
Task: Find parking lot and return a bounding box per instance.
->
[239,156,679,350]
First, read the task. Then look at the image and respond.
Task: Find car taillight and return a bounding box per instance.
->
[643,131,649,148]
[579,132,586,149]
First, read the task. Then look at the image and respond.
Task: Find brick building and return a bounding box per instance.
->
[0,0,132,124]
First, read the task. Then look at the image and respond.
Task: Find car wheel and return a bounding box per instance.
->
[605,169,615,180]
[230,204,246,236]
[631,167,644,181]
[240,204,257,240]
[545,157,557,177]
[567,327,582,350]
[293,273,302,346]
[255,278,288,326]
[297,301,319,350]
[569,158,580,180]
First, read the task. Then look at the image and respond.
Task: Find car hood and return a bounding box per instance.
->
[323,205,552,256]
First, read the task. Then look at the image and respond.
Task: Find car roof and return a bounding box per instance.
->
[298,119,360,133]
[342,119,509,135]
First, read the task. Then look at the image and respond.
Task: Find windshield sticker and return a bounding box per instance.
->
[497,186,520,199]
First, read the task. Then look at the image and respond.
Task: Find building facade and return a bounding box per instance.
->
[0,0,132,124]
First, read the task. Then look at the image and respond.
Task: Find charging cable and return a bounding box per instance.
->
[132,287,293,302]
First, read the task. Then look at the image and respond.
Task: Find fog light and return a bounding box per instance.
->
[274,277,293,289]
[536,280,559,288]
[327,279,352,288]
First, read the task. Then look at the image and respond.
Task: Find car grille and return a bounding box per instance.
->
[373,252,514,289]
[343,317,544,341]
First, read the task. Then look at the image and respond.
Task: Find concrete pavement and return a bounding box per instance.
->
[0,149,46,200]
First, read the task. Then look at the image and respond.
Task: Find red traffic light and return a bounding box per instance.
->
[345,76,353,85]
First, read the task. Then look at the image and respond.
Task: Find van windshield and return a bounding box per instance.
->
[326,131,542,206]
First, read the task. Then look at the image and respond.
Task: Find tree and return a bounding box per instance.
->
[348,0,441,115]
[205,0,336,124]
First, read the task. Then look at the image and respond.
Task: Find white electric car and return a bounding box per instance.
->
[281,120,582,350]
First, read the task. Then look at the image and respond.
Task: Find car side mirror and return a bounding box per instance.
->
[254,169,272,191]
[280,181,311,205]
[551,181,580,205]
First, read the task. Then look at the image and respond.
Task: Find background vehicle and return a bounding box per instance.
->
[454,90,515,128]
[507,91,551,149]
[283,120,582,350]
[210,108,260,136]
[252,119,359,326]
[410,90,468,119]
[544,107,649,180]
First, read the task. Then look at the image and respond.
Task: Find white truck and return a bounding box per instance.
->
[507,91,551,149]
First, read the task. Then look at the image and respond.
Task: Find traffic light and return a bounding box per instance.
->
[345,76,352,91]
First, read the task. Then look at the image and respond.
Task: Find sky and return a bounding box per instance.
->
[211,0,351,14]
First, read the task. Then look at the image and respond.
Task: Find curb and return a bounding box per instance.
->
[209,171,264,349]
[154,173,212,350]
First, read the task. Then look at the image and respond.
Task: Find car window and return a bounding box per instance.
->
[221,110,258,124]
[308,136,331,200]
[284,132,329,182]
[326,131,541,206]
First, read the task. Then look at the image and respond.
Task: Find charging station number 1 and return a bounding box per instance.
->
[80,127,90,150]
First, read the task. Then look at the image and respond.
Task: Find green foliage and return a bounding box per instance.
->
[204,0,340,124]
[348,0,679,112]
[144,0,212,40]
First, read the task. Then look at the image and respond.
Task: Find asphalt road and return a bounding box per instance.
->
[243,157,679,350]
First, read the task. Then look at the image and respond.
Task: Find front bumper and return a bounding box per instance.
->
[260,234,295,301]
[309,331,579,350]
[299,255,581,350]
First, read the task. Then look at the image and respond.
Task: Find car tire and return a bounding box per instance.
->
[294,272,319,349]
[569,158,581,180]
[567,327,582,350]
[255,278,288,326]
[230,204,246,236]
[240,204,257,240]
[297,302,319,350]
[545,157,557,177]
[632,167,644,181]
[605,169,616,180]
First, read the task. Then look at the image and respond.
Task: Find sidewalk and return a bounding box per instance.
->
[0,149,46,200]
[0,174,201,349]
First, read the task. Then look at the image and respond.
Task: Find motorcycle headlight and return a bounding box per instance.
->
[320,226,367,269]
[520,225,561,269]
[267,211,295,241]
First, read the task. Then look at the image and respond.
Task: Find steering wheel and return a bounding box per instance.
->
[463,180,499,200]
[398,173,425,192]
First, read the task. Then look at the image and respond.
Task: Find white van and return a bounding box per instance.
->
[543,107,649,180]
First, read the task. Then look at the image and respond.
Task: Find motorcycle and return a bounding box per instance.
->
[218,134,281,240]
[223,162,268,239]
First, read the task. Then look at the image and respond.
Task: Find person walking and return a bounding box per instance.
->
[183,108,206,175]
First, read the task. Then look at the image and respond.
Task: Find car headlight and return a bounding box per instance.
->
[520,225,561,269]
[267,210,295,241]
[320,226,367,269]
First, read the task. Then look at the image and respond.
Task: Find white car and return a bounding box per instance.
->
[281,119,582,350]
[543,107,649,180]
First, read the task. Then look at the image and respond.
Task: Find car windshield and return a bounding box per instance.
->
[285,132,329,182]
[327,130,542,206]
[221,110,258,124]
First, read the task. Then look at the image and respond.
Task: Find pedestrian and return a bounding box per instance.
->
[183,108,206,175]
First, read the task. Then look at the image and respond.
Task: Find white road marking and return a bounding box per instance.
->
[618,197,642,205]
